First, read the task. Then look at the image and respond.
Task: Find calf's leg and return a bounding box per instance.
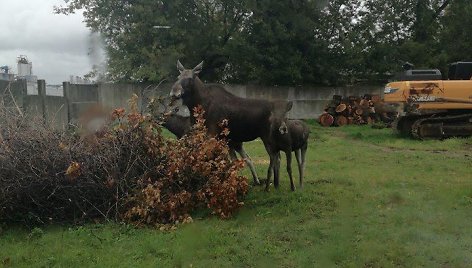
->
[285,150,295,191]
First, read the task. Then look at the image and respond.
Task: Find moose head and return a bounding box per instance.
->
[270,100,293,136]
[170,60,204,101]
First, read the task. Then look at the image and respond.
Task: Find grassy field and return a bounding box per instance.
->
[1,122,472,267]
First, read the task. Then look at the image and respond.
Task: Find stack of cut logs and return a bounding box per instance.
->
[319,94,396,127]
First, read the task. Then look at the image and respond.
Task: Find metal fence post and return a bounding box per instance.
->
[63,82,71,125]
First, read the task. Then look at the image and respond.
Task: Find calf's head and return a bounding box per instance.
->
[170,60,203,100]
[270,100,293,135]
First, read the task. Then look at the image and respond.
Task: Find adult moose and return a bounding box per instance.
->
[150,98,262,184]
[159,108,272,186]
[170,60,295,190]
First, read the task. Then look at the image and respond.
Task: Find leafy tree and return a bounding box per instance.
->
[56,0,251,82]
[57,0,472,86]
[315,0,454,82]
[314,0,373,84]
[225,0,326,85]
[439,0,472,62]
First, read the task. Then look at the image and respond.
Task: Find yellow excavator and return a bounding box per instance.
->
[383,61,472,139]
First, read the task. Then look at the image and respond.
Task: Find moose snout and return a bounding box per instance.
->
[279,121,288,135]
[170,83,183,99]
[169,91,182,99]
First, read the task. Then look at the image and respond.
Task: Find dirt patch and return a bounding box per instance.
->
[253,159,270,165]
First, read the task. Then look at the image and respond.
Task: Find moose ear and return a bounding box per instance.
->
[285,101,293,112]
[193,61,204,75]
[177,60,185,73]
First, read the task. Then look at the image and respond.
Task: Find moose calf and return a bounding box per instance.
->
[272,119,310,191]
[161,113,192,139]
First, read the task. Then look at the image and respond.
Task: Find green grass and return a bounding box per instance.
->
[2,124,472,267]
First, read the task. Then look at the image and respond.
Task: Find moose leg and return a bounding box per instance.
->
[265,153,275,191]
[300,144,307,188]
[235,145,261,185]
[285,150,295,191]
[263,142,275,191]
[273,152,281,189]
[295,149,303,188]
[229,148,238,161]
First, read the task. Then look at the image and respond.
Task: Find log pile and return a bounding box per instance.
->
[319,94,397,127]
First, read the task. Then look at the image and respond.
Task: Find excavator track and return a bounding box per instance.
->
[409,113,472,139]
[393,116,418,137]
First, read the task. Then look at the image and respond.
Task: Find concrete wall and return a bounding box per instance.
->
[98,83,149,112]
[93,82,384,119]
[63,82,99,125]
[22,80,68,129]
[44,96,68,129]
[0,79,28,111]
[223,84,383,119]
[2,80,385,130]
[65,83,98,102]
[23,95,43,117]
[1,80,68,130]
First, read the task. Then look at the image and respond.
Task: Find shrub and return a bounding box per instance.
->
[124,107,249,224]
[0,100,248,225]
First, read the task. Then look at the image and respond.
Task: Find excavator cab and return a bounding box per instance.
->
[448,61,472,80]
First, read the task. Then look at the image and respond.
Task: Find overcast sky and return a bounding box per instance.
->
[0,0,100,84]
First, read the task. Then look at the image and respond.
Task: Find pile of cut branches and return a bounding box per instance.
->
[0,102,165,224]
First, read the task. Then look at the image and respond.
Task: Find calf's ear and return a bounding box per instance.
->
[177,60,185,73]
[285,101,293,112]
[193,61,204,75]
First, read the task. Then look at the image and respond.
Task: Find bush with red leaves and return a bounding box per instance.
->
[125,107,249,224]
